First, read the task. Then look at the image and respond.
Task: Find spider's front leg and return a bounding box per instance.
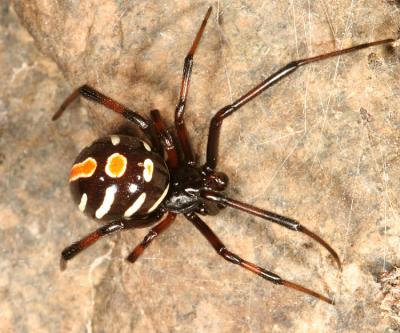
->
[200,190,341,270]
[150,110,179,169]
[174,7,212,164]
[204,38,395,171]
[185,212,335,304]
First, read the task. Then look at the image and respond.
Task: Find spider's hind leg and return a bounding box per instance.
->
[53,85,161,151]
[126,212,177,262]
[60,211,164,270]
[60,220,125,270]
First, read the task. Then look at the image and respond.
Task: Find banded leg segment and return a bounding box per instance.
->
[60,211,164,269]
[150,110,179,169]
[185,212,334,304]
[53,85,160,149]
[204,38,395,171]
[200,190,341,270]
[127,212,177,262]
[175,7,212,164]
[61,221,124,266]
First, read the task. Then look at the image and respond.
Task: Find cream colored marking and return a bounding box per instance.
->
[95,185,117,219]
[128,183,138,193]
[79,193,88,212]
[147,184,169,213]
[110,135,120,146]
[142,141,151,151]
[124,193,146,218]
[143,159,154,182]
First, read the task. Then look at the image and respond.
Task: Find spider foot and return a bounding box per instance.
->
[60,256,68,271]
[281,279,335,305]
[298,225,342,271]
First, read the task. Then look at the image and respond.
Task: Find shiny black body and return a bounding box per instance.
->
[162,164,227,215]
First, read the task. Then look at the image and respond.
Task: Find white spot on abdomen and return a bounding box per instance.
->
[128,184,138,193]
[124,193,146,218]
[148,184,169,213]
[142,141,151,151]
[110,135,120,146]
[79,193,88,212]
[143,159,154,182]
[95,185,117,219]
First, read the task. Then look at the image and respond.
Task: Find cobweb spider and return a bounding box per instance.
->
[53,7,396,304]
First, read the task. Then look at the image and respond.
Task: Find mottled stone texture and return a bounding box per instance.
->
[1,0,400,332]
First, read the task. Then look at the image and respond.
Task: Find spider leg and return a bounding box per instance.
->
[200,190,341,270]
[60,211,164,270]
[150,110,179,169]
[204,38,396,171]
[53,85,160,149]
[126,212,177,262]
[175,7,212,164]
[185,212,335,305]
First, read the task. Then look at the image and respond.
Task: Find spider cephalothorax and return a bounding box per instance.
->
[54,6,396,304]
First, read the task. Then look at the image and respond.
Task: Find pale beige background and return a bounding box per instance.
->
[1,0,399,332]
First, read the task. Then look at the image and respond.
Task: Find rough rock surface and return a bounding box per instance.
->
[1,1,400,332]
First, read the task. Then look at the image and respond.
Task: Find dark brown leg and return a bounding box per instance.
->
[200,190,341,270]
[60,211,164,269]
[175,7,212,164]
[204,38,395,171]
[127,212,177,262]
[185,212,335,304]
[150,110,179,169]
[53,85,160,149]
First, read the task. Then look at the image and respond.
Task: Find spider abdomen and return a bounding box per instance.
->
[69,135,170,221]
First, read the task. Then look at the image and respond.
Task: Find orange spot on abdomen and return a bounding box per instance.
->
[105,153,127,178]
[70,157,97,182]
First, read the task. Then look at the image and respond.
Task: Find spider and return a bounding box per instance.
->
[53,7,396,305]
